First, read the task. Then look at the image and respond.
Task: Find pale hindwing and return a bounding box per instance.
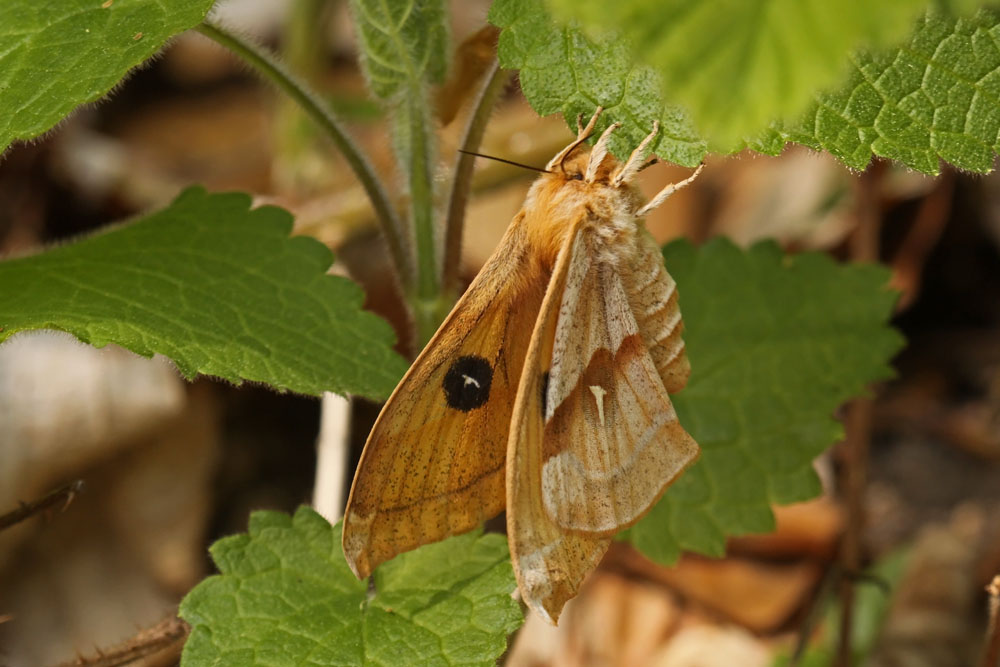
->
[541,229,700,534]
[624,228,690,394]
[343,215,544,579]
[507,225,611,624]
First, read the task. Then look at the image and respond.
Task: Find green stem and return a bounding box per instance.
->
[282,0,326,71]
[272,0,325,191]
[195,20,413,289]
[442,61,510,295]
[403,91,443,348]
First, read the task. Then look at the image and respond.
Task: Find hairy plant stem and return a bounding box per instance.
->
[195,20,412,290]
[272,0,327,191]
[282,0,326,71]
[442,61,510,296]
[835,162,884,667]
[402,91,445,349]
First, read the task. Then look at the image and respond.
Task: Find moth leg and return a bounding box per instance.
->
[546,106,603,172]
[613,121,660,186]
[585,122,622,183]
[576,107,602,140]
[636,163,705,217]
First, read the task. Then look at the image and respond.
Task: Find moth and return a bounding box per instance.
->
[343,109,701,623]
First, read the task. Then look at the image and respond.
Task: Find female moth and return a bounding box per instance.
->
[343,109,701,623]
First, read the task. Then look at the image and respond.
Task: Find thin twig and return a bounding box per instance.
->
[888,170,955,311]
[789,566,839,666]
[836,162,885,667]
[195,20,412,290]
[843,569,891,595]
[790,567,893,666]
[52,616,189,667]
[0,480,84,532]
[982,576,1000,667]
[836,401,875,667]
[849,162,884,264]
[442,60,511,295]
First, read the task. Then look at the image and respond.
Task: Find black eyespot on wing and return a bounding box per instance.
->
[539,371,550,417]
[443,355,493,412]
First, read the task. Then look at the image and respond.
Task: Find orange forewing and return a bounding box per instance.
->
[342,216,546,578]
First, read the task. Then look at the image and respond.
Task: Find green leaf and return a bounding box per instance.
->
[493,2,1000,174]
[0,187,408,400]
[489,0,706,166]
[626,239,903,562]
[0,0,215,154]
[348,0,448,100]
[179,508,522,667]
[785,7,1000,174]
[547,0,929,147]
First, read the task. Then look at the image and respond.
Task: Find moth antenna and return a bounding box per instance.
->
[613,120,660,186]
[457,149,550,173]
[635,162,705,217]
[546,107,603,172]
[585,122,621,182]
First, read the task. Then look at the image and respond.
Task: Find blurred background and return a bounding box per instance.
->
[2,1,1000,665]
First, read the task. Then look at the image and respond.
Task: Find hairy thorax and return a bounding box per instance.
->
[521,150,643,270]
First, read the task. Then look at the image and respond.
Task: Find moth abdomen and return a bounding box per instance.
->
[625,231,690,394]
